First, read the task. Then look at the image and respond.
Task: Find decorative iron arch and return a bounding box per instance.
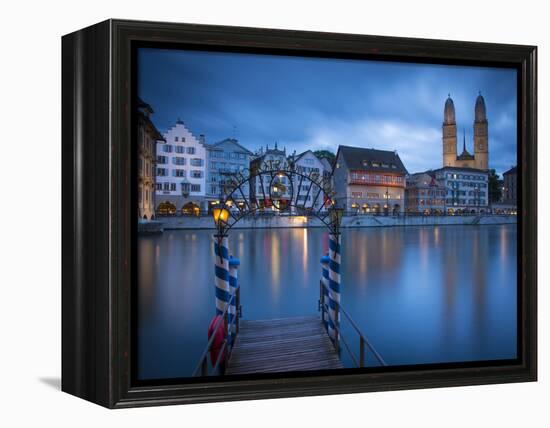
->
[214,159,342,234]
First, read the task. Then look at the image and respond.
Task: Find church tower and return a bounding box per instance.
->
[442,95,457,167]
[473,93,489,170]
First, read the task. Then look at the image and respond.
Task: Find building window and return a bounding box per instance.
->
[157,155,167,164]
[175,146,185,154]
[191,170,203,178]
[351,191,362,198]
[191,184,201,192]
[157,168,167,177]
[190,158,203,167]
[170,183,176,191]
[173,169,186,177]
[163,183,170,191]
[174,136,179,142]
[156,183,162,191]
[163,145,173,153]
[187,147,195,155]
[173,157,186,165]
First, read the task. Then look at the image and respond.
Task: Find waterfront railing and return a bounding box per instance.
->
[319,280,387,367]
[192,288,241,376]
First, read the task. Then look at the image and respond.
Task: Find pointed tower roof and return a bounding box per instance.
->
[444,94,456,124]
[475,92,487,122]
[457,129,474,160]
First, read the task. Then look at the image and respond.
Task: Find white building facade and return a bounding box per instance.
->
[433,166,489,214]
[250,145,291,212]
[290,150,331,213]
[155,120,207,215]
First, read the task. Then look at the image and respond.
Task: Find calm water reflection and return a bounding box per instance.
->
[138,224,517,380]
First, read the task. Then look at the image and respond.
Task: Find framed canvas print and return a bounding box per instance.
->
[61,19,537,408]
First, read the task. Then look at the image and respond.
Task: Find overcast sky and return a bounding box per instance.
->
[138,48,517,176]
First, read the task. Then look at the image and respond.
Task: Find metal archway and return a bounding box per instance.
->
[209,158,344,361]
[213,158,340,234]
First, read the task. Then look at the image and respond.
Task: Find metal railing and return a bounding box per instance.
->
[319,281,387,367]
[192,287,241,376]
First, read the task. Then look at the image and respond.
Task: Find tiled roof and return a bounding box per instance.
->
[337,145,408,174]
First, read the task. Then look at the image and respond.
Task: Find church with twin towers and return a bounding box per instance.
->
[442,93,489,170]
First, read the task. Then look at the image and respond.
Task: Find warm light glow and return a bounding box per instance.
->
[212,207,229,225]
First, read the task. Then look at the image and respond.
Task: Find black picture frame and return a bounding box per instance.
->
[61,19,537,408]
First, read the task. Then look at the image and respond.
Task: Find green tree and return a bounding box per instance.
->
[313,150,336,164]
[488,169,502,204]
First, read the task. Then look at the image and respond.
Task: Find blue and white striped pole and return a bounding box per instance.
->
[228,256,240,346]
[320,255,330,332]
[214,235,230,320]
[328,233,341,346]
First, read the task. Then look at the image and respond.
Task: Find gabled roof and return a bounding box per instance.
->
[319,157,333,172]
[408,171,442,188]
[207,138,253,155]
[336,145,408,174]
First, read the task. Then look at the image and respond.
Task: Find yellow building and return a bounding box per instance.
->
[137,99,164,220]
[442,94,489,170]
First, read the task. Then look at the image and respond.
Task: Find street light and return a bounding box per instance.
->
[212,206,230,235]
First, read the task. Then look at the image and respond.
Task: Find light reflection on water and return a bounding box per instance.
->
[137,224,517,380]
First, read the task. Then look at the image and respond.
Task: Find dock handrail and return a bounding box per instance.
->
[192,287,241,376]
[319,281,387,367]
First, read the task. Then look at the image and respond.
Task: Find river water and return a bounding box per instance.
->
[137,224,517,380]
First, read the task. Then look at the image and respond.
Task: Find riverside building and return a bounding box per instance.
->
[250,144,291,212]
[205,138,253,213]
[405,171,446,214]
[433,166,489,214]
[137,98,164,220]
[333,145,408,214]
[155,119,207,215]
[288,150,331,213]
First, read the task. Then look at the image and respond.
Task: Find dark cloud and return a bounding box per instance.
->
[138,48,517,176]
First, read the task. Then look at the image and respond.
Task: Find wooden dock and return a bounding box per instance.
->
[226,315,343,375]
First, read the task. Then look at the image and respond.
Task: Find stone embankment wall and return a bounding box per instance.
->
[152,214,517,231]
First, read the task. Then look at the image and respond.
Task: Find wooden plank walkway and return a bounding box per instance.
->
[226,315,343,375]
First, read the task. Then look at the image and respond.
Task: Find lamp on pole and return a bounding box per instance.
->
[212,205,230,238]
[212,204,231,318]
